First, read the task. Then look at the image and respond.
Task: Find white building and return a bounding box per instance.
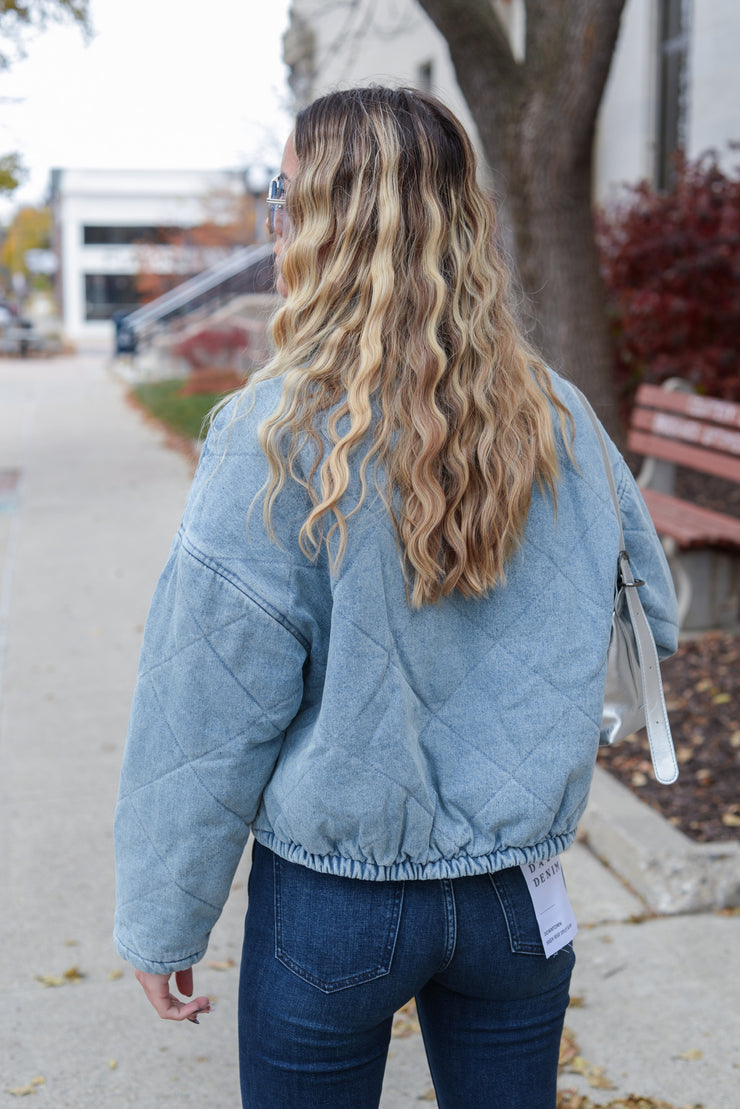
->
[283,0,740,202]
[49,167,261,342]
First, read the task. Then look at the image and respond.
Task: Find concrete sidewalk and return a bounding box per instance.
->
[1,351,738,1108]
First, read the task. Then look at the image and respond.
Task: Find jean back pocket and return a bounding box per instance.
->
[273,854,405,993]
[488,866,547,956]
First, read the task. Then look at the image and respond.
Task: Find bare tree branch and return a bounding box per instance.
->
[0,0,91,68]
[298,0,426,94]
[417,0,521,87]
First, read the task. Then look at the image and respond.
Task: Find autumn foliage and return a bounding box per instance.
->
[173,326,252,395]
[173,326,251,371]
[133,190,261,304]
[596,149,740,416]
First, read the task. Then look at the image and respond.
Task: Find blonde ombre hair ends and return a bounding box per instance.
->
[255,87,570,606]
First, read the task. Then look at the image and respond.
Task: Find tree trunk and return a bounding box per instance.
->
[417,0,627,441]
[505,139,618,420]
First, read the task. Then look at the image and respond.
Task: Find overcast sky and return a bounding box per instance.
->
[0,0,293,221]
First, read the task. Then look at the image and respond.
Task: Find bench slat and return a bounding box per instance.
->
[628,428,740,484]
[628,383,740,555]
[640,488,740,547]
[631,406,740,457]
[635,383,740,428]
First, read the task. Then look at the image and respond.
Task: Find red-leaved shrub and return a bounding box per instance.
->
[596,150,740,417]
[173,326,251,371]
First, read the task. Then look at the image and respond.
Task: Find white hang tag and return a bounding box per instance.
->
[520,857,578,958]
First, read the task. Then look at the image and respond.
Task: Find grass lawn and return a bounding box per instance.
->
[131,379,230,442]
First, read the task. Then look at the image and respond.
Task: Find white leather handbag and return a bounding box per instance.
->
[576,389,678,786]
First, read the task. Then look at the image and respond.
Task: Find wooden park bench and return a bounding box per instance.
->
[628,381,740,629]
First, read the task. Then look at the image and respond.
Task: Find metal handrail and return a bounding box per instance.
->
[122,242,274,338]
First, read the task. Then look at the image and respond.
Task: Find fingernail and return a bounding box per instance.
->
[187,1015,200,1024]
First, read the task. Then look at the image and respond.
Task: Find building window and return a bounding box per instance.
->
[84,274,141,320]
[83,225,181,246]
[416,60,433,94]
[655,0,689,190]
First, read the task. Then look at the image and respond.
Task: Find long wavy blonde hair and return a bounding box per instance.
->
[253,86,571,607]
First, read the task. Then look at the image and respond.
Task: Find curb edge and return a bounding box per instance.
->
[581,765,740,914]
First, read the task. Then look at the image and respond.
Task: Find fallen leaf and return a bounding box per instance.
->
[721,812,740,827]
[559,1026,579,1069]
[29,1079,44,1088]
[35,975,64,988]
[676,1048,703,1060]
[109,1060,118,1070]
[36,964,85,987]
[586,1067,614,1089]
[108,968,124,980]
[392,1000,421,1038]
[712,692,731,705]
[205,958,235,971]
[631,771,648,787]
[556,1092,587,1109]
[6,1087,36,1097]
[556,1025,705,1108]
[417,1089,436,1102]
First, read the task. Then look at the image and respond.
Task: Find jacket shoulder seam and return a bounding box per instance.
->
[178,531,311,651]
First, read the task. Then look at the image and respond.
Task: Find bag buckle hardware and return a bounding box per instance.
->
[617,550,645,588]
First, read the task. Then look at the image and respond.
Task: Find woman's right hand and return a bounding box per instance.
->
[134,967,212,1024]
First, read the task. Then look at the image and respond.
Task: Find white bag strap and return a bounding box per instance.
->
[572,386,678,785]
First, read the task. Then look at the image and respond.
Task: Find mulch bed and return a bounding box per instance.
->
[598,631,740,843]
[601,461,740,845]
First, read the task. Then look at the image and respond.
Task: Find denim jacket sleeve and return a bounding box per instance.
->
[557,377,679,662]
[114,394,312,974]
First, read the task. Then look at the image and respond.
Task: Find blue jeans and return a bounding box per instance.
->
[238,841,574,1109]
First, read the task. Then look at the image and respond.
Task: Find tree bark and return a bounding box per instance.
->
[417,0,627,439]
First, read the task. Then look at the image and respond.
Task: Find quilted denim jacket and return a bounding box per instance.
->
[114,373,678,973]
